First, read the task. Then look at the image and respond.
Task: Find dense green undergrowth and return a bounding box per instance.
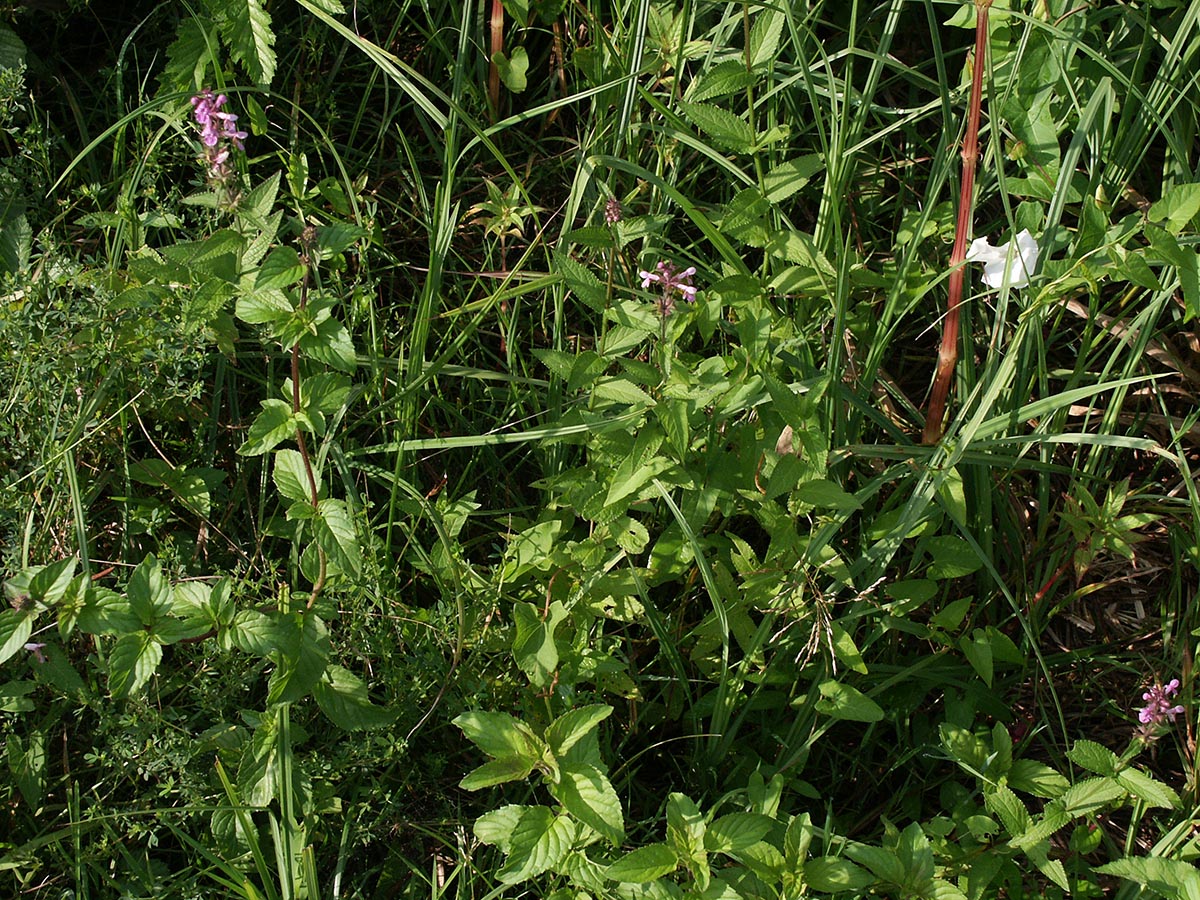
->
[1,0,1198,897]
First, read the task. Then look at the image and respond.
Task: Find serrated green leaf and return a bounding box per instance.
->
[593,378,655,407]
[313,498,361,578]
[239,399,295,456]
[158,19,214,92]
[221,0,276,85]
[606,843,678,883]
[705,813,775,853]
[763,155,824,203]
[237,709,280,806]
[1097,857,1200,899]
[1007,759,1069,798]
[107,631,162,698]
[313,664,396,730]
[748,5,784,69]
[1114,767,1180,809]
[804,856,876,893]
[454,710,545,761]
[256,246,305,290]
[550,762,624,845]
[0,609,34,665]
[496,807,575,884]
[678,101,755,153]
[1066,739,1119,775]
[688,59,757,102]
[984,786,1030,836]
[547,705,612,757]
[474,804,526,852]
[273,449,317,503]
[460,757,537,790]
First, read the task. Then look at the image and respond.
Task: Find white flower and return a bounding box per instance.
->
[966,228,1039,289]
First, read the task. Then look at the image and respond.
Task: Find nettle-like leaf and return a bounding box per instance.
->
[606,843,678,883]
[496,807,575,884]
[216,0,277,85]
[0,609,34,666]
[549,762,624,846]
[274,449,319,504]
[107,631,163,698]
[546,705,612,757]
[313,664,395,730]
[239,399,296,456]
[512,600,567,687]
[266,612,330,704]
[159,18,216,92]
[455,710,546,761]
[313,498,362,579]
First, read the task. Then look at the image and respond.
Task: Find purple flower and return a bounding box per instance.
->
[639,260,698,315]
[1137,678,1185,727]
[190,89,245,189]
[24,642,46,664]
[604,197,622,225]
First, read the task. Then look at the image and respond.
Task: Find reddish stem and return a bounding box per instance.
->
[923,1,991,445]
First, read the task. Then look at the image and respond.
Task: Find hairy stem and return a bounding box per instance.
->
[295,227,327,608]
[923,0,991,445]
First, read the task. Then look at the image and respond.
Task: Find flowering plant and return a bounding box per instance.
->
[965,228,1040,289]
[190,88,246,194]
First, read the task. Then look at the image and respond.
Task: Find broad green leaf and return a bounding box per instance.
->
[221,0,276,85]
[0,609,34,665]
[266,613,330,704]
[939,723,991,776]
[107,631,163,698]
[474,804,526,852]
[896,821,934,886]
[454,710,544,761]
[237,709,280,806]
[667,792,707,873]
[0,680,35,713]
[274,449,317,503]
[314,221,368,257]
[550,762,624,845]
[1148,183,1200,235]
[845,843,905,886]
[7,732,45,809]
[678,101,755,154]
[493,47,529,93]
[239,399,295,456]
[0,23,27,69]
[1114,768,1180,809]
[76,587,141,635]
[794,479,862,510]
[1007,760,1069,799]
[301,316,357,372]
[960,628,993,686]
[313,665,396,730]
[229,609,287,657]
[747,5,784,69]
[1097,857,1200,900]
[313,498,362,578]
[460,757,537,790]
[763,155,824,203]
[255,246,305,290]
[803,857,875,893]
[127,554,172,626]
[496,807,575,884]
[815,680,884,722]
[27,559,77,606]
[512,600,567,687]
[924,535,983,579]
[705,813,774,853]
[605,843,678,882]
[547,705,612,757]
[235,286,294,325]
[154,618,213,644]
[1066,739,1119,775]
